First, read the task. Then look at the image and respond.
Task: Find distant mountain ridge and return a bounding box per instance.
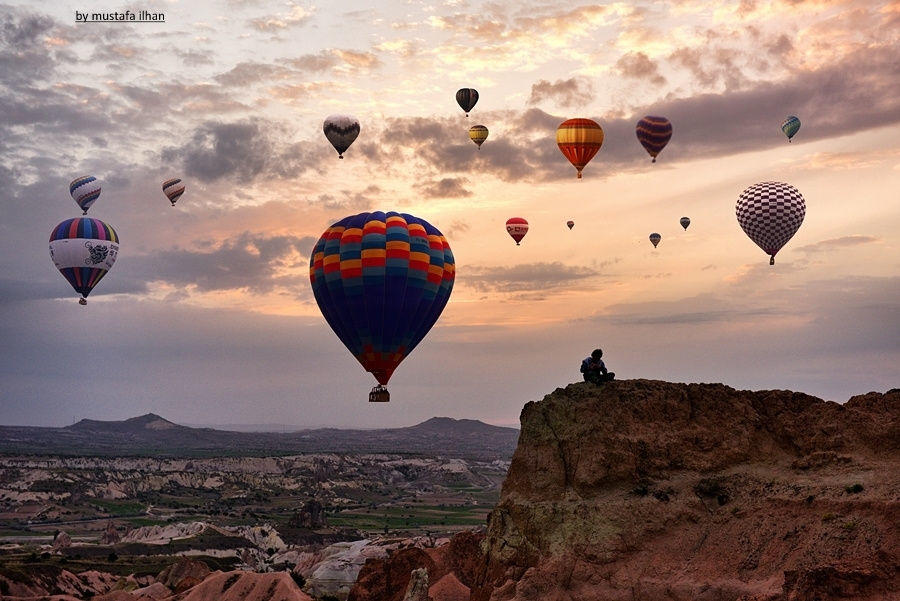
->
[68,413,184,432]
[0,414,518,460]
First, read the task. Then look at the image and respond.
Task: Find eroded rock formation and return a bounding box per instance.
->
[350,380,900,601]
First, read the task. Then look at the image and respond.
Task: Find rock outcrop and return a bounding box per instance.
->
[52,530,72,551]
[101,520,121,545]
[402,568,430,601]
[350,380,900,601]
[156,558,212,594]
[175,570,312,601]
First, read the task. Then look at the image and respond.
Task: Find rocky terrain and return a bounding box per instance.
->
[348,380,899,601]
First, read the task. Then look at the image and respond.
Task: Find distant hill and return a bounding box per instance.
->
[0,415,519,460]
[69,413,184,432]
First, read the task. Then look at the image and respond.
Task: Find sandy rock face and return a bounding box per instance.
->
[156,557,212,593]
[475,380,900,601]
[402,567,430,601]
[349,380,899,601]
[349,531,483,601]
[52,530,72,551]
[176,570,313,601]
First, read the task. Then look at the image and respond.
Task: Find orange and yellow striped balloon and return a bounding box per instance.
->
[469,125,488,148]
[556,118,604,179]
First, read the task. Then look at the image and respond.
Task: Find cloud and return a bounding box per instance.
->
[443,220,470,239]
[174,49,215,67]
[249,4,313,31]
[461,262,599,293]
[615,52,667,85]
[795,236,880,254]
[311,185,381,211]
[361,41,899,184]
[124,232,316,295]
[797,150,896,171]
[669,46,748,90]
[333,49,381,69]
[216,51,382,87]
[528,77,595,108]
[161,119,326,183]
[417,177,472,199]
[0,6,66,86]
[214,62,295,87]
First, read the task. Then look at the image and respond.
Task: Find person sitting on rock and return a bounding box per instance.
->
[580,348,615,385]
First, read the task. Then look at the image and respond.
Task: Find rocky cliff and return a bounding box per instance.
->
[350,379,900,601]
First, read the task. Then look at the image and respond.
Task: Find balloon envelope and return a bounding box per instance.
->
[736,182,805,264]
[649,233,661,248]
[323,114,360,158]
[506,217,528,245]
[309,211,455,389]
[781,116,801,141]
[456,88,479,116]
[49,217,119,303]
[162,178,185,206]
[680,217,690,230]
[557,119,603,178]
[69,176,101,215]
[636,116,672,162]
[469,125,488,148]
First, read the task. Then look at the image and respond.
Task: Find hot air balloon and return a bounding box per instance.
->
[49,217,119,305]
[323,114,360,158]
[69,176,101,215]
[309,211,454,403]
[456,88,478,116]
[162,178,185,206]
[680,217,690,230]
[649,233,661,248]
[557,119,603,179]
[636,116,672,163]
[736,182,805,265]
[506,218,528,245]
[566,220,574,230]
[469,125,488,148]
[781,116,800,142]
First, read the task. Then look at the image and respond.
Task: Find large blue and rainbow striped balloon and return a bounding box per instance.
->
[49,217,119,304]
[309,212,454,400]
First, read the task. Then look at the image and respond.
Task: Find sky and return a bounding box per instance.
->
[0,0,898,429]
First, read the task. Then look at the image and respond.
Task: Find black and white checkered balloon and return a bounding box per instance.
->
[736,182,805,264]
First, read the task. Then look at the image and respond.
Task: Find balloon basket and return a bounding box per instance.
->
[770,256,775,265]
[79,298,87,306]
[338,155,344,159]
[369,385,390,403]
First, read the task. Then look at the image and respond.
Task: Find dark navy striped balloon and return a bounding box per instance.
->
[636,116,672,163]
